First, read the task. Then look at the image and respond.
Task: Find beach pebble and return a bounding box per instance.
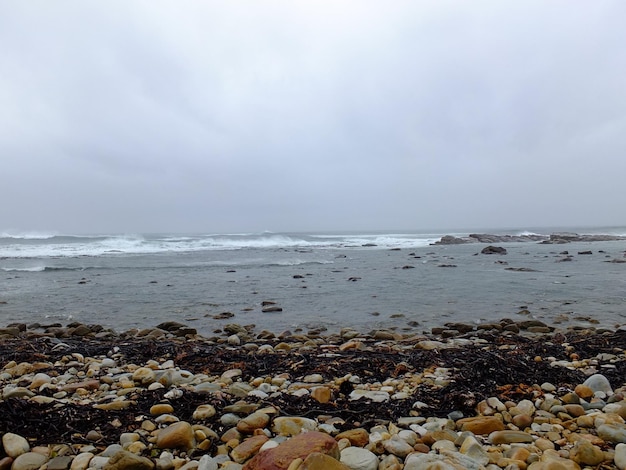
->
[340,447,378,470]
[488,430,534,444]
[299,452,350,470]
[335,429,369,447]
[272,417,318,436]
[230,435,269,464]
[11,452,48,470]
[156,422,195,450]
[102,450,154,470]
[457,416,505,435]
[193,404,217,420]
[584,374,613,395]
[1,433,30,458]
[615,443,626,470]
[569,439,605,466]
[236,412,270,433]
[598,423,626,443]
[382,436,413,458]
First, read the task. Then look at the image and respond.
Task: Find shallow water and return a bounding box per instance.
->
[2,229,626,336]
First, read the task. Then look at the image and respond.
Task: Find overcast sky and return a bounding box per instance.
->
[1,1,625,234]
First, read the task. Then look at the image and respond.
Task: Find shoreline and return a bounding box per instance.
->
[2,320,626,469]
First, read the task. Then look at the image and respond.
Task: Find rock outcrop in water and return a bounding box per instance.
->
[433,232,626,245]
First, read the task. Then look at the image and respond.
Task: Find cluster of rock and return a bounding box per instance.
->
[2,323,626,469]
[433,232,625,245]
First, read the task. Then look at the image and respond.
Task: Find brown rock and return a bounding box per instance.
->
[299,452,349,470]
[569,440,605,466]
[103,451,154,470]
[310,387,332,404]
[574,384,593,400]
[156,422,195,450]
[237,412,270,434]
[231,435,269,464]
[457,416,505,435]
[243,431,340,470]
[335,428,369,447]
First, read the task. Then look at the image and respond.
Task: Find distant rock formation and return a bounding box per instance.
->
[433,232,625,245]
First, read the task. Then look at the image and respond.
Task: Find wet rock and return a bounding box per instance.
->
[481,246,507,255]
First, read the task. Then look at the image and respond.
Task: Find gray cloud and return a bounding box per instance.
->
[1,0,625,233]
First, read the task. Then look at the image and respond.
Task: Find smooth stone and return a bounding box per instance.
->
[272,417,318,436]
[340,447,378,470]
[488,430,534,444]
[193,404,217,420]
[615,443,626,470]
[237,412,270,433]
[348,390,390,402]
[598,423,626,443]
[243,432,338,470]
[574,384,594,400]
[156,422,195,450]
[11,452,48,470]
[335,429,370,447]
[382,436,414,458]
[70,452,94,470]
[1,433,30,458]
[457,416,505,435]
[102,451,154,470]
[310,387,332,404]
[583,374,613,395]
[197,455,218,470]
[569,440,604,466]
[89,457,110,470]
[150,404,174,416]
[231,435,269,464]
[47,456,74,470]
[299,452,350,470]
[132,368,156,385]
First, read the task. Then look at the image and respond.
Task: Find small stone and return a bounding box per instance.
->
[11,452,48,470]
[70,453,94,470]
[299,452,350,470]
[340,447,378,470]
[575,384,594,399]
[193,404,217,421]
[156,422,195,450]
[583,374,613,395]
[47,456,74,470]
[382,436,413,458]
[197,455,218,470]
[457,416,505,435]
[237,412,270,433]
[132,368,156,385]
[615,443,626,470]
[569,440,604,466]
[103,451,154,470]
[231,435,269,464]
[1,433,30,458]
[335,429,369,447]
[311,387,332,404]
[488,430,534,444]
[150,404,174,416]
[598,423,626,444]
[272,417,318,436]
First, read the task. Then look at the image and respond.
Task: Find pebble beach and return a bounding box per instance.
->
[2,319,626,470]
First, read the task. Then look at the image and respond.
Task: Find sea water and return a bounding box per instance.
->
[1,228,625,336]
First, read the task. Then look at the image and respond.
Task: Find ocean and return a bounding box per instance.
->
[1,227,625,337]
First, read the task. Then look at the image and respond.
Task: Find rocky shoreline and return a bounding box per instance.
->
[2,321,626,469]
[433,232,626,245]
